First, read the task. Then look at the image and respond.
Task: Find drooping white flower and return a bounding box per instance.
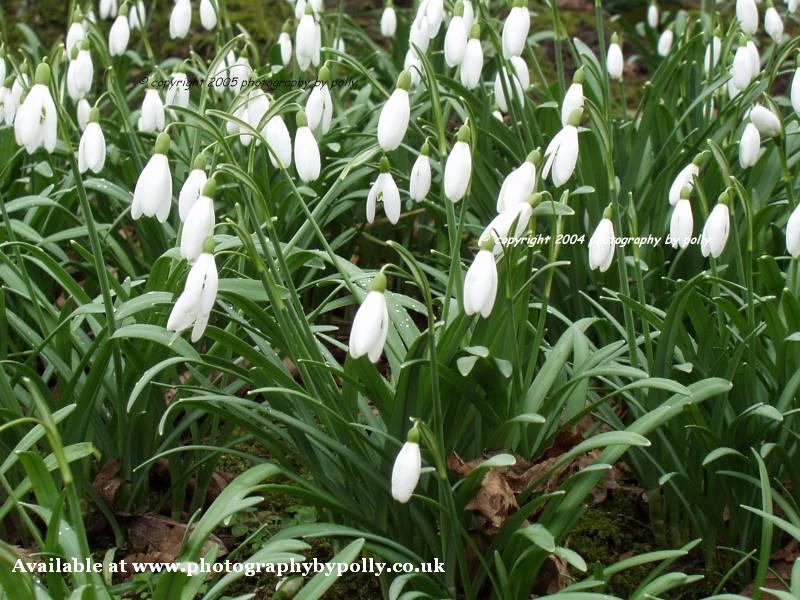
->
[366,158,401,225]
[765,5,783,42]
[790,0,800,14]
[349,272,390,363]
[787,204,800,257]
[739,122,761,168]
[391,430,421,503]
[296,10,317,71]
[241,89,271,146]
[423,0,444,38]
[264,115,293,168]
[647,2,659,28]
[378,71,411,151]
[200,0,217,30]
[792,68,800,114]
[66,19,85,55]
[129,1,146,30]
[4,77,23,126]
[67,44,94,101]
[704,35,721,74]
[561,70,584,127]
[14,64,58,155]
[542,119,580,187]
[588,211,616,272]
[165,72,190,113]
[494,55,529,113]
[181,179,216,262]
[381,3,397,37]
[669,161,700,206]
[444,1,468,67]
[132,132,173,222]
[607,34,623,80]
[670,196,694,249]
[496,151,537,212]
[179,159,208,221]
[228,56,251,94]
[167,251,218,342]
[464,245,498,318]
[409,142,432,202]
[99,0,118,20]
[701,200,730,258]
[77,98,91,131]
[170,0,192,39]
[279,29,293,66]
[109,13,130,56]
[444,125,472,202]
[747,40,760,75]
[294,111,320,182]
[736,0,759,36]
[78,110,106,174]
[462,0,474,31]
[502,1,530,59]
[480,201,533,255]
[404,50,423,87]
[750,103,781,137]
[409,13,430,53]
[460,25,483,89]
[138,89,165,133]
[657,29,673,57]
[732,41,754,91]
[306,65,333,134]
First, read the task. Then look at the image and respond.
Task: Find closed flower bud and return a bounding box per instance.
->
[77,98,91,131]
[179,160,208,221]
[607,38,623,80]
[349,272,390,363]
[165,72,190,111]
[494,56,529,113]
[792,68,800,115]
[464,244,498,318]
[109,14,130,56]
[279,30,293,66]
[502,3,530,59]
[129,1,146,30]
[78,112,106,174]
[424,0,444,38]
[294,111,320,182]
[381,4,397,38]
[67,46,93,100]
[542,121,579,187]
[732,42,754,91]
[404,50,422,87]
[736,0,759,36]
[496,152,536,212]
[167,251,218,342]
[750,103,781,137]
[459,25,483,89]
[170,0,192,39]
[668,162,699,206]
[739,122,761,168]
[409,14,430,53]
[181,179,216,262]
[561,74,584,126]
[200,0,217,30]
[704,36,721,74]
[100,0,118,20]
[391,431,421,503]
[657,29,673,57]
[66,21,85,55]
[787,204,800,257]
[4,77,23,126]
[264,115,293,168]
[409,143,432,202]
[589,211,616,272]
[647,2,659,28]
[765,5,783,42]
[378,72,411,151]
[132,132,173,222]
[701,201,730,258]
[14,63,58,154]
[444,3,468,67]
[138,89,165,133]
[296,12,317,71]
[306,68,333,133]
[444,125,472,202]
[670,196,694,249]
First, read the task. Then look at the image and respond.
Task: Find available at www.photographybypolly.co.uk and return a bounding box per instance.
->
[1,0,800,598]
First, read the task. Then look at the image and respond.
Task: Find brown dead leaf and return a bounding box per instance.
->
[533,555,571,595]
[740,540,798,598]
[123,513,228,558]
[92,459,123,510]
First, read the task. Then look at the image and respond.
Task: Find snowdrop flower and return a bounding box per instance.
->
[264,115,292,168]
[765,2,783,42]
[109,9,130,56]
[423,0,444,38]
[480,200,534,255]
[792,64,800,115]
[179,155,208,221]
[165,72,190,113]
[167,250,218,342]
[462,0,474,31]
[294,111,320,182]
[99,0,118,20]
[381,1,397,38]
[0,50,5,84]
[170,0,192,39]
[366,156,401,225]
[378,71,411,151]
[14,63,58,155]
[312,21,322,68]
[790,0,800,13]
[138,88,165,133]
[737,0,759,35]
[444,1,468,67]
[181,178,216,262]
[739,122,761,168]
[561,68,584,127]
[404,50,423,87]
[67,42,94,101]
[444,124,472,202]
[657,28,673,57]
[78,108,106,174]
[132,132,173,222]
[228,56,251,94]
[460,24,483,89]
[669,188,694,249]
[4,76,23,126]
[588,206,616,272]
[732,38,755,91]
[543,109,581,187]
[607,33,623,80]
[647,1,659,28]
[296,8,317,71]
[240,89,270,146]
[409,142,432,202]
[494,56,529,113]
[66,12,86,55]
[348,271,389,363]
[704,34,721,74]
[502,0,530,59]
[750,103,781,137]
[496,150,538,212]
[391,426,421,503]
[333,38,346,53]
[200,0,217,30]
[279,24,293,66]
[306,64,333,134]
[409,13,430,53]
[668,155,702,206]
[701,194,730,258]
[464,239,498,318]
[77,98,91,131]
[787,204,800,257]
[129,1,146,30]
